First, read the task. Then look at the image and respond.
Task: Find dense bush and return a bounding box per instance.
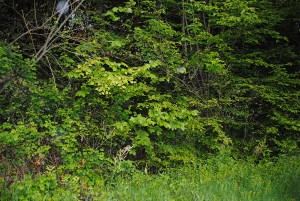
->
[0,0,299,198]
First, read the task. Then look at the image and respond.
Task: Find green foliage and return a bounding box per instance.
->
[0,0,299,198]
[2,166,105,201]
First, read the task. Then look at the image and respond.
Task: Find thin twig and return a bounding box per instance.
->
[45,56,57,88]
[21,10,37,54]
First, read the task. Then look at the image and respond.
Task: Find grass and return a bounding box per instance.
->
[1,154,300,201]
[101,155,300,201]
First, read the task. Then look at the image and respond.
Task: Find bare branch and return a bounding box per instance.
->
[34,0,86,63]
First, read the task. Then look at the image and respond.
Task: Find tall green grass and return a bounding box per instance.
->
[102,155,300,201]
[2,154,300,201]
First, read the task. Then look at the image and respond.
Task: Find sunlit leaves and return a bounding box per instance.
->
[202,52,226,74]
[69,57,161,95]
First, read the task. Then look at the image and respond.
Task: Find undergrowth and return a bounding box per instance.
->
[1,154,299,201]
